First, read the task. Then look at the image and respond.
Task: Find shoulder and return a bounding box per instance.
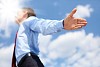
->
[25,16,38,22]
[21,16,36,27]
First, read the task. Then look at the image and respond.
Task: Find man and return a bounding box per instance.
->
[12,7,87,67]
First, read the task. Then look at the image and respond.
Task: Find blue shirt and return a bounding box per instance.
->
[15,16,64,63]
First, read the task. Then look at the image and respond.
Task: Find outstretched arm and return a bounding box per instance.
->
[29,8,87,35]
[63,8,87,30]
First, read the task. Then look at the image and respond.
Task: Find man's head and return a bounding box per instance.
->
[15,7,36,24]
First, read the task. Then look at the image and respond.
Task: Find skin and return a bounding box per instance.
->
[63,8,87,30]
[15,8,87,30]
[15,9,28,25]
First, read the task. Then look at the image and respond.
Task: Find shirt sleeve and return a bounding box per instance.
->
[25,16,64,35]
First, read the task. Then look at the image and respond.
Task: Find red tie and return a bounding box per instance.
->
[12,32,17,67]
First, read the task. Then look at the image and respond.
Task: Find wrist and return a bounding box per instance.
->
[62,20,64,28]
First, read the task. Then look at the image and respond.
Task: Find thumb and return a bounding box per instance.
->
[69,8,77,17]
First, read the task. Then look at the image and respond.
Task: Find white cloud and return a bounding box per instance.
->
[0,19,12,38]
[74,4,93,18]
[38,34,52,65]
[0,21,18,38]
[39,30,100,67]
[0,30,100,67]
[66,4,93,18]
[39,34,52,54]
[0,44,14,67]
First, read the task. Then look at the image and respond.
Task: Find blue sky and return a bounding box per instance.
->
[0,0,100,67]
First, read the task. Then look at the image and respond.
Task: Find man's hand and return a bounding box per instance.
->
[63,8,87,30]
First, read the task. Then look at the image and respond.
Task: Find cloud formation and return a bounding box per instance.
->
[0,44,14,67]
[74,4,93,18]
[0,30,100,67]
[39,30,100,67]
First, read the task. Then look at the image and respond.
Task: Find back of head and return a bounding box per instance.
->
[22,7,36,17]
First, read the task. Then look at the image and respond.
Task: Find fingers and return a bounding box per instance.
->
[78,21,87,24]
[76,23,87,26]
[77,21,87,26]
[77,18,86,22]
[71,25,82,30]
[78,22,87,27]
[71,21,87,30]
[72,24,84,30]
[69,8,77,17]
[75,26,82,28]
[76,18,87,25]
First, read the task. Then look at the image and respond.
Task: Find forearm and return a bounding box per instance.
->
[41,20,64,35]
